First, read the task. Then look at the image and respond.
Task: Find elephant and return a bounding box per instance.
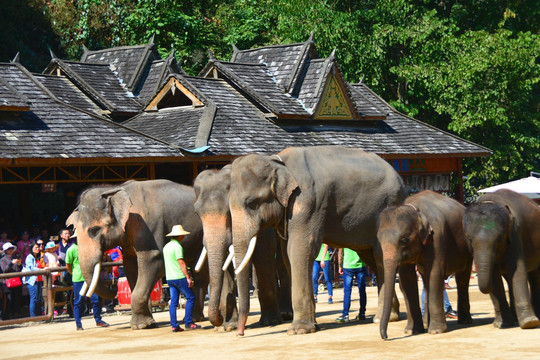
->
[377,190,473,339]
[463,189,540,329]
[193,165,292,331]
[66,179,211,330]
[229,146,407,336]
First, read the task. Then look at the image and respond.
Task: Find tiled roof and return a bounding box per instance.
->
[81,42,160,92]
[135,53,186,105]
[212,61,309,116]
[45,60,141,114]
[34,74,101,114]
[0,77,30,110]
[0,63,181,160]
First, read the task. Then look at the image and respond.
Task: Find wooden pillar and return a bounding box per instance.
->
[454,158,464,204]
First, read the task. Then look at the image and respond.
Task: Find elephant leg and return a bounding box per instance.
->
[252,231,282,327]
[490,270,514,328]
[426,270,447,334]
[191,264,208,322]
[455,266,473,324]
[286,233,317,335]
[218,268,238,332]
[129,251,162,330]
[529,266,540,319]
[277,238,293,320]
[398,264,424,335]
[507,258,540,329]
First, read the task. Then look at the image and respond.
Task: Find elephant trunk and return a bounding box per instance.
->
[207,247,226,326]
[78,235,116,299]
[234,239,252,336]
[475,253,495,294]
[380,245,399,340]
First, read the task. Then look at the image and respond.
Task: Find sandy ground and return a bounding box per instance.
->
[3,278,539,360]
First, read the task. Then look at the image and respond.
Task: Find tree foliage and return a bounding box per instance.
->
[1,0,538,190]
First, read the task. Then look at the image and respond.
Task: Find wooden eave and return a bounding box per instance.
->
[145,77,204,111]
[0,105,30,112]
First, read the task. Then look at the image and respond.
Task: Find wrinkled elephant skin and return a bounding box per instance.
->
[67,180,207,330]
[377,190,473,339]
[464,189,540,329]
[229,146,407,336]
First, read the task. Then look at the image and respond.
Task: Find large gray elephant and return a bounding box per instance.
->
[377,190,473,339]
[193,166,292,331]
[66,179,210,330]
[229,146,407,335]
[463,189,540,329]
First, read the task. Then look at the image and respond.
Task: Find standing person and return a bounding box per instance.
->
[0,242,23,319]
[57,229,73,267]
[43,241,60,284]
[335,248,367,322]
[23,242,44,317]
[163,225,200,332]
[312,243,333,304]
[65,233,109,330]
[16,229,31,262]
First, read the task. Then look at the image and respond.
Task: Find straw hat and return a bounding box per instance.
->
[166,225,190,237]
[44,241,59,251]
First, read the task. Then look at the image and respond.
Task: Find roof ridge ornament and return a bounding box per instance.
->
[82,44,90,54]
[149,33,156,45]
[167,48,176,60]
[329,48,336,60]
[307,32,314,43]
[207,49,216,61]
[11,52,20,63]
[49,48,58,59]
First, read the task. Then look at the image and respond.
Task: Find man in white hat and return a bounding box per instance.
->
[163,225,200,332]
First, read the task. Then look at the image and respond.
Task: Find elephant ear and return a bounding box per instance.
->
[66,207,79,228]
[101,188,132,232]
[505,206,519,245]
[270,160,298,208]
[418,211,433,246]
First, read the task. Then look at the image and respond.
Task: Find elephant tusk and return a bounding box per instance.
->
[195,247,207,273]
[85,262,101,297]
[235,236,257,275]
[222,245,235,271]
[79,281,89,297]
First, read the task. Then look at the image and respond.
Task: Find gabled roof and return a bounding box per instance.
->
[0,62,181,160]
[81,37,160,93]
[43,59,141,115]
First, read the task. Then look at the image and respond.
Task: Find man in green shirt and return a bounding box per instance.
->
[336,248,367,322]
[163,225,200,332]
[65,233,109,330]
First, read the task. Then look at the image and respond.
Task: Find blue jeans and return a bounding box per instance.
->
[27,281,43,317]
[421,286,452,315]
[72,281,103,327]
[312,260,333,296]
[342,267,366,317]
[167,278,195,327]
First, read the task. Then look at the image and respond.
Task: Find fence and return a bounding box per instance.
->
[0,262,119,327]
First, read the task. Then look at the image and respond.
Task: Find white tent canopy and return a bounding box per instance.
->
[479,173,540,199]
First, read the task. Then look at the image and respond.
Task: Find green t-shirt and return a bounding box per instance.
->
[65,243,84,282]
[343,248,364,269]
[163,239,186,280]
[315,244,330,262]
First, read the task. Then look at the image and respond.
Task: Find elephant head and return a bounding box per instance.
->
[229,154,297,335]
[463,200,513,294]
[193,165,234,327]
[377,203,432,339]
[66,185,131,299]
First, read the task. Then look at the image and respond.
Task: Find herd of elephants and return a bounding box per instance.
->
[64,146,540,340]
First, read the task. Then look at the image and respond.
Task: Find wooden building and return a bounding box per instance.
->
[0,35,490,231]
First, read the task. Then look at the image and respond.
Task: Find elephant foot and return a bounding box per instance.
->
[215,324,236,332]
[259,312,283,327]
[373,310,399,324]
[457,314,473,324]
[427,324,448,335]
[519,316,540,329]
[286,320,318,335]
[130,313,156,330]
[404,323,425,335]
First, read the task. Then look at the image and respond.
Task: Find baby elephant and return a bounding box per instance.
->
[464,189,540,329]
[378,190,473,340]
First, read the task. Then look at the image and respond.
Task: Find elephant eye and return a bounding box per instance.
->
[88,226,102,239]
[245,198,258,210]
[400,237,410,244]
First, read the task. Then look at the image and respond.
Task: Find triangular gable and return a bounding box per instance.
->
[145,77,203,111]
[314,69,356,120]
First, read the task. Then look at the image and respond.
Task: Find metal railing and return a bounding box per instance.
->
[0,262,119,326]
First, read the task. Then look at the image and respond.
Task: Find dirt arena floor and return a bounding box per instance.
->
[3,277,539,360]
